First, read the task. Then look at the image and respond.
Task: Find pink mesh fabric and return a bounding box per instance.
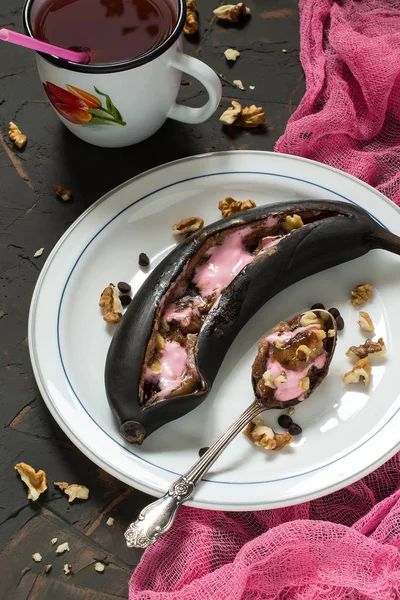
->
[275,0,400,205]
[129,1,400,597]
[130,456,400,599]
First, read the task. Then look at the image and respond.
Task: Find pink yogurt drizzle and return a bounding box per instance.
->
[265,325,327,402]
[193,225,281,300]
[145,341,187,399]
[146,218,282,399]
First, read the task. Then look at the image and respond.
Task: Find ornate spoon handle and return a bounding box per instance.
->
[124,398,265,548]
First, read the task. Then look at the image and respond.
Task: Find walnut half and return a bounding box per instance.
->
[218,196,256,217]
[343,358,372,386]
[346,337,386,361]
[14,462,47,501]
[351,283,374,306]
[213,2,250,21]
[172,216,204,235]
[243,416,293,451]
[184,0,198,34]
[219,101,266,128]
[99,284,123,324]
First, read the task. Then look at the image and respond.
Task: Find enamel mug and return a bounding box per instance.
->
[23,0,222,148]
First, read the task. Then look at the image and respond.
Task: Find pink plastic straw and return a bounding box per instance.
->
[0,28,90,63]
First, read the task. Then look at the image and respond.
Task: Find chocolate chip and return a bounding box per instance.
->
[278,414,293,429]
[117,281,131,294]
[138,252,150,267]
[288,422,302,436]
[311,303,325,310]
[120,295,131,307]
[199,447,209,457]
[328,307,340,319]
[336,315,344,330]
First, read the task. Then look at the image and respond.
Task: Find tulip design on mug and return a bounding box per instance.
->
[43,82,126,126]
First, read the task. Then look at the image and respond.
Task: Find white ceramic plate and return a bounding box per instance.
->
[29,151,400,511]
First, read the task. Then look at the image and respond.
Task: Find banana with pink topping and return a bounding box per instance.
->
[105,199,400,444]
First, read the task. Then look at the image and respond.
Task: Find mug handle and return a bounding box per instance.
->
[167,53,222,124]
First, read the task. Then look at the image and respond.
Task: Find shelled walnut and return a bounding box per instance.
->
[351,283,374,306]
[243,416,293,450]
[358,311,374,332]
[218,196,256,217]
[346,337,386,361]
[172,216,204,235]
[219,101,266,128]
[14,462,47,501]
[213,2,250,21]
[99,284,123,324]
[184,0,198,34]
[343,358,372,386]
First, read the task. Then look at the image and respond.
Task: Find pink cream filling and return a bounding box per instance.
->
[145,341,188,399]
[193,228,281,299]
[265,325,327,402]
[164,297,206,326]
[146,218,282,399]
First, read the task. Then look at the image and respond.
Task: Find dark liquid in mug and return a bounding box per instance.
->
[32,0,177,65]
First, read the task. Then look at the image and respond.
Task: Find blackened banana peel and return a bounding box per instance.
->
[105,200,400,444]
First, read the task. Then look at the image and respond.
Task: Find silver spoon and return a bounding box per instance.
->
[124,309,336,548]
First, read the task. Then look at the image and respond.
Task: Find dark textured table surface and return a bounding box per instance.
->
[0,1,303,597]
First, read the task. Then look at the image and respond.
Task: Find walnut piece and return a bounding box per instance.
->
[233,79,245,90]
[184,0,198,34]
[224,48,240,62]
[32,553,42,562]
[282,214,304,232]
[218,196,256,217]
[351,283,374,306]
[99,284,123,324]
[44,564,52,574]
[172,216,204,235]
[9,121,27,149]
[53,184,72,201]
[150,359,161,373]
[51,538,58,545]
[296,345,311,361]
[262,370,276,389]
[343,358,372,386]
[54,481,68,490]
[14,462,47,501]
[55,542,70,555]
[219,101,242,125]
[213,2,250,21]
[239,105,267,128]
[298,376,310,391]
[106,517,115,526]
[95,562,106,573]
[346,337,386,361]
[299,311,320,327]
[219,101,266,128]
[243,416,293,450]
[63,564,72,575]
[358,311,374,332]
[54,481,89,502]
